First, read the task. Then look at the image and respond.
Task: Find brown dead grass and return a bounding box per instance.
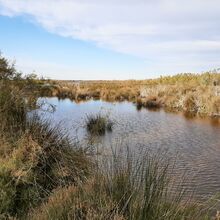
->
[39,73,220,117]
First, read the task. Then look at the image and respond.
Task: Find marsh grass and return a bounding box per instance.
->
[85,114,114,135]
[0,54,218,219]
[0,76,92,218]
[0,84,217,219]
[0,116,92,218]
[30,147,214,220]
[40,72,220,117]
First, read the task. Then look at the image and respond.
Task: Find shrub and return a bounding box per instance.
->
[0,53,20,80]
[0,86,27,135]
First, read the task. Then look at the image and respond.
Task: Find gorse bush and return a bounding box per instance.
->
[0,54,40,134]
[0,54,25,135]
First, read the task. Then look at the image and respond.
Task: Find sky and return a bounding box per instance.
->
[0,0,220,80]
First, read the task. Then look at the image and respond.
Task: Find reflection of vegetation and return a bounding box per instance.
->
[0,53,218,219]
[86,114,113,135]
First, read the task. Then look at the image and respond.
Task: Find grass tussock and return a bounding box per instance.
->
[30,149,214,220]
[86,114,114,135]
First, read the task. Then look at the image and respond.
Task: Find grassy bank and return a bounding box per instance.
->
[0,54,219,219]
[0,55,91,219]
[30,150,214,220]
[38,72,220,117]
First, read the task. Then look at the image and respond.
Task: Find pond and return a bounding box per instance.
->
[37,97,220,200]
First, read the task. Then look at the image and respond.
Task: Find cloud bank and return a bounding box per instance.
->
[0,0,220,74]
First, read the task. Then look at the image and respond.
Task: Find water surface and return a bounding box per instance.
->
[37,97,220,200]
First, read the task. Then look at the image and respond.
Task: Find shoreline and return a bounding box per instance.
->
[36,73,220,118]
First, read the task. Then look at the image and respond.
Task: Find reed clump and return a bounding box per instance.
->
[0,119,91,218]
[86,114,113,135]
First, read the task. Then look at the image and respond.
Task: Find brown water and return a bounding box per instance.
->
[37,97,220,200]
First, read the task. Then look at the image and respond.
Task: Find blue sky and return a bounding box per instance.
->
[0,0,220,80]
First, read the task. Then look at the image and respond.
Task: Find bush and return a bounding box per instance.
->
[0,53,20,80]
[0,86,26,135]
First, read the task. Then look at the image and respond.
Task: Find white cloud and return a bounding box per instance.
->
[0,0,220,75]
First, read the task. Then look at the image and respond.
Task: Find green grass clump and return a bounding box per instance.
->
[86,114,113,135]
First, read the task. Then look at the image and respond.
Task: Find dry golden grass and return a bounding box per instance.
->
[38,72,220,117]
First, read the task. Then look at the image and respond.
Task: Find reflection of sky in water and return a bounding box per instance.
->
[37,97,220,200]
